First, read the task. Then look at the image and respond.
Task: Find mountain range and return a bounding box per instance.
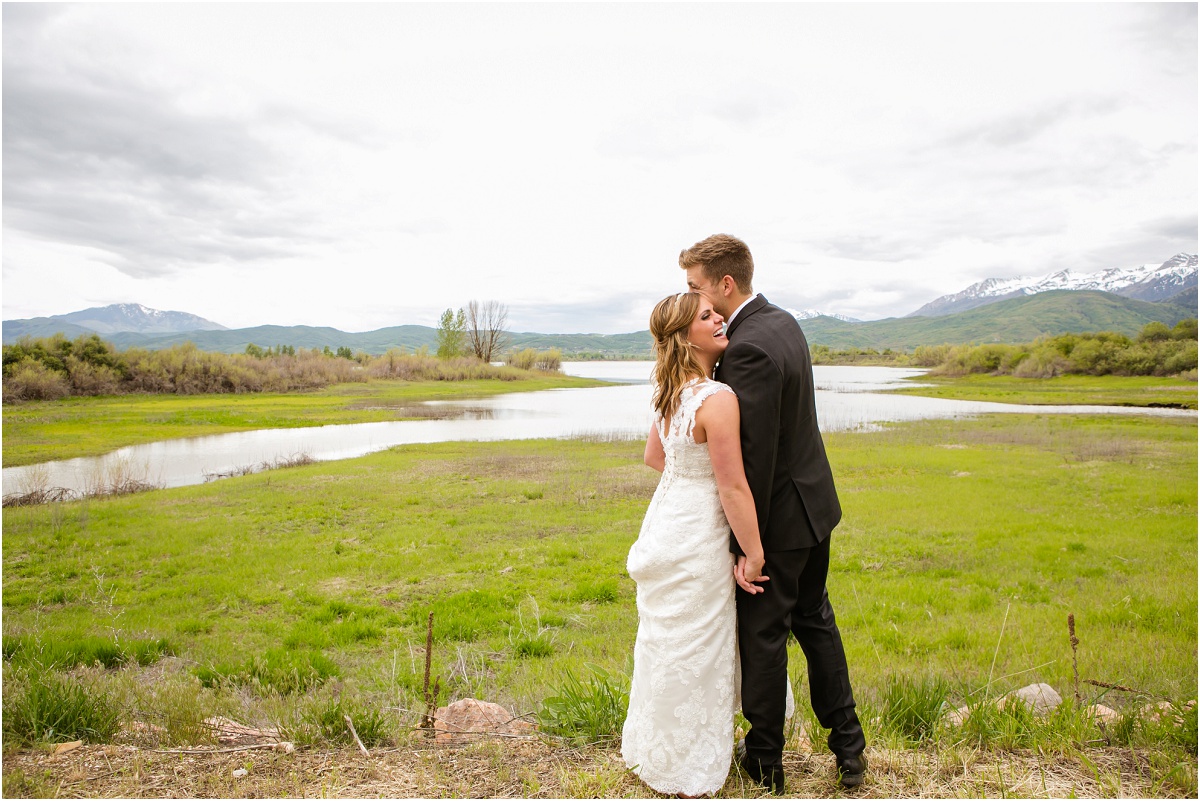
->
[908,253,1196,317]
[4,255,1196,355]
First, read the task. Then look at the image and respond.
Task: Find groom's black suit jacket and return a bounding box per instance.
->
[715,295,841,552]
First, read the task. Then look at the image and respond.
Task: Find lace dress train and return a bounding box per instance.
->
[621,379,738,797]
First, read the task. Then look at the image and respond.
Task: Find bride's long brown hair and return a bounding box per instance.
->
[649,292,707,422]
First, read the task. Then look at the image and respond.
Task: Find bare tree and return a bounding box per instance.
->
[465,300,510,363]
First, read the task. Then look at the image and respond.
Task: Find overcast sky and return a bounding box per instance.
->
[3,2,1196,334]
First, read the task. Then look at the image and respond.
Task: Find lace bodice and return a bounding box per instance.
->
[654,378,734,482]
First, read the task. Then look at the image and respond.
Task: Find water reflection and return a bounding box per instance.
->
[3,363,1193,497]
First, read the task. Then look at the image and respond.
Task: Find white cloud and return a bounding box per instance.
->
[3,3,1195,333]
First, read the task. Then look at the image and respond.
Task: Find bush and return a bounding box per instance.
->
[507,348,538,370]
[534,348,562,372]
[3,358,71,401]
[3,670,121,745]
[927,320,1198,378]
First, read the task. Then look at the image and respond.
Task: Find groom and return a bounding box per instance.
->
[680,234,867,793]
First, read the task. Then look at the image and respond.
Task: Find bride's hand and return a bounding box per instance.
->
[734,553,768,594]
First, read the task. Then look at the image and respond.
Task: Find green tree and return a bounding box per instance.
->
[435,307,467,359]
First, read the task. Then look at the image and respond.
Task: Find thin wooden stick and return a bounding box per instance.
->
[422,611,435,730]
[1084,679,1158,697]
[1068,613,1081,704]
[150,742,294,755]
[344,714,369,756]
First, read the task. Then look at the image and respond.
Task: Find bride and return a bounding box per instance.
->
[621,292,769,797]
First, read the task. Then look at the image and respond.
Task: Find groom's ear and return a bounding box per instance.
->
[721,275,736,297]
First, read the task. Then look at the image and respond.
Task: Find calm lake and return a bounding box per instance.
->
[3,363,1193,497]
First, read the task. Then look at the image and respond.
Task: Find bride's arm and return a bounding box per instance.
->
[695,392,767,592]
[644,423,665,472]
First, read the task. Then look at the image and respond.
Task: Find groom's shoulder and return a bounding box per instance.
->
[744,299,803,335]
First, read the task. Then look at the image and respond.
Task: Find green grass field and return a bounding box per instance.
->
[4,415,1194,709]
[0,375,604,468]
[891,373,1197,409]
[3,384,1196,795]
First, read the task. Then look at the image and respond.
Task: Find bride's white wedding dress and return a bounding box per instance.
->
[621,378,739,796]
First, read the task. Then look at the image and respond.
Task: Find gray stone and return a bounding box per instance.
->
[1009,683,1062,714]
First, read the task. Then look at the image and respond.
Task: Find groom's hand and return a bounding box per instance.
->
[735,554,769,594]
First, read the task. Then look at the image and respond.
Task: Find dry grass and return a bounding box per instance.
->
[3,736,1189,798]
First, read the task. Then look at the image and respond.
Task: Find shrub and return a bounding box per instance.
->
[534,348,562,372]
[507,348,538,370]
[65,356,121,395]
[3,358,71,401]
[3,670,121,745]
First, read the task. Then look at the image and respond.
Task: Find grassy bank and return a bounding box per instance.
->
[3,414,1195,794]
[893,373,1198,409]
[0,375,604,467]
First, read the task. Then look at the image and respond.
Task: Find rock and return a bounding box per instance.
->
[232,768,248,778]
[944,704,971,726]
[52,740,83,756]
[433,698,536,743]
[1008,683,1062,715]
[1142,700,1194,725]
[1088,704,1118,724]
[792,726,812,752]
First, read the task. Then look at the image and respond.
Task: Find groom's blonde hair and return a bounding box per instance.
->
[649,292,707,423]
[678,234,754,294]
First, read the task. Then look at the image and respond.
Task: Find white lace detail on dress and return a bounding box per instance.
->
[622,378,738,797]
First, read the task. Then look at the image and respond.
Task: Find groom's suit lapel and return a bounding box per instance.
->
[723,294,769,341]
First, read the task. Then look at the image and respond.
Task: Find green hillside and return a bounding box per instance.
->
[6,290,1191,357]
[801,290,1196,350]
[94,325,654,357]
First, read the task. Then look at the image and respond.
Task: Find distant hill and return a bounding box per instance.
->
[907,254,1197,317]
[3,303,227,340]
[5,290,1193,356]
[801,290,1196,350]
[90,325,655,358]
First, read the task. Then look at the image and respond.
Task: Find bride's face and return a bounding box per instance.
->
[687,298,727,357]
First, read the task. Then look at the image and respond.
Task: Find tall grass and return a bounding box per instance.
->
[537,665,629,746]
[4,634,173,669]
[2,669,122,745]
[2,334,559,403]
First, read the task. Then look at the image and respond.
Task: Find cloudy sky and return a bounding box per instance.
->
[3,2,1196,334]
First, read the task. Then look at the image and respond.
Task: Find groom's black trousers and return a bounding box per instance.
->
[737,537,866,764]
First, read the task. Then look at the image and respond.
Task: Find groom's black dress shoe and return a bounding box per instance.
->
[836,751,867,789]
[735,739,785,795]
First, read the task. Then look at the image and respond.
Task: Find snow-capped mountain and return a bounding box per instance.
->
[5,303,228,337]
[787,308,862,323]
[907,254,1197,318]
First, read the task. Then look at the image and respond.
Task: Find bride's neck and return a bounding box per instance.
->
[695,353,717,378]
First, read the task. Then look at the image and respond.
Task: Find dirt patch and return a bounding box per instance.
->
[2,738,1187,798]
